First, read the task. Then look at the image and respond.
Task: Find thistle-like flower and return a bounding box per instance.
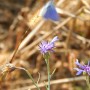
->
[39,0,59,21]
[74,59,90,75]
[39,36,59,54]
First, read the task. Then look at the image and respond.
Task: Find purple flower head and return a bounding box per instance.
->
[39,36,59,54]
[74,59,90,75]
[39,0,59,21]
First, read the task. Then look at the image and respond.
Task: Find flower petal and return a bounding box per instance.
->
[75,59,85,69]
[50,36,59,44]
[75,59,81,66]
[74,68,83,75]
[39,36,58,54]
[41,41,48,45]
[76,70,83,75]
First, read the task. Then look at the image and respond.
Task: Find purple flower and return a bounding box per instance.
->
[74,59,90,75]
[39,0,59,21]
[39,36,59,54]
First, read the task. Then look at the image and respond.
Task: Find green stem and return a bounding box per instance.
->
[86,75,90,89]
[44,53,50,90]
[47,58,50,90]
[16,67,40,90]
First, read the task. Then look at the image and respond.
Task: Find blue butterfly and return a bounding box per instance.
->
[39,0,59,21]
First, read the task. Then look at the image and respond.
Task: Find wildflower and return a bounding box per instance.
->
[39,0,59,21]
[39,36,59,54]
[74,59,90,75]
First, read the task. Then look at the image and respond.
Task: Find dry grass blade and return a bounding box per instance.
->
[13,76,86,90]
[81,0,90,9]
[19,20,45,50]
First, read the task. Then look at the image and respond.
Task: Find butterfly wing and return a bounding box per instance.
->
[43,1,59,21]
[39,1,59,21]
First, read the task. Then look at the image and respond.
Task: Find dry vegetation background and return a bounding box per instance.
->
[0,0,90,90]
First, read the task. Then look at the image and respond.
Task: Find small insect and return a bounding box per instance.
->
[39,0,60,21]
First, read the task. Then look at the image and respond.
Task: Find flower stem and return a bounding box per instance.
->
[44,53,50,90]
[16,67,40,90]
[86,75,90,89]
[47,57,50,90]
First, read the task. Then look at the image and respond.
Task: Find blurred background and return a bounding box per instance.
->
[0,0,90,90]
